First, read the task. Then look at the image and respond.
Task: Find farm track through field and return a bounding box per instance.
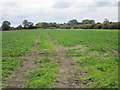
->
[4,33,89,88]
[2,30,118,88]
[47,35,88,88]
[4,34,41,88]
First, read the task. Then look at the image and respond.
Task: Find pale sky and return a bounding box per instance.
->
[0,0,119,26]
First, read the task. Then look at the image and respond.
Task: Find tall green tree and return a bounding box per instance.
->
[22,19,34,29]
[22,19,29,29]
[1,21,11,31]
[68,19,78,25]
[28,22,34,29]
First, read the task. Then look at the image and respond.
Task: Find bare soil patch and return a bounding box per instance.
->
[52,47,88,88]
[53,45,86,52]
[38,53,56,57]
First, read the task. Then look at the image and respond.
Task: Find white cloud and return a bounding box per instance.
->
[0,0,119,26]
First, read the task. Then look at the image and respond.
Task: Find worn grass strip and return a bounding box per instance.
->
[38,32,56,54]
[27,33,58,88]
[47,34,87,88]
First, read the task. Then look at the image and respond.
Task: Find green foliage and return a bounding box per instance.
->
[2,19,120,30]
[1,21,11,31]
[82,19,95,24]
[68,19,78,25]
[35,22,60,29]
[22,19,34,29]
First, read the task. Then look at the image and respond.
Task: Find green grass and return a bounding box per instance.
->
[2,30,40,80]
[27,32,58,88]
[2,30,40,57]
[45,29,118,88]
[65,46,118,88]
[38,32,56,53]
[65,48,85,56]
[47,29,118,52]
[73,55,118,88]
[2,29,118,88]
[27,56,58,88]
[2,57,21,79]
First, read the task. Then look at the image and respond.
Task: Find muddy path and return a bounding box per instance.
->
[47,35,87,88]
[4,34,41,88]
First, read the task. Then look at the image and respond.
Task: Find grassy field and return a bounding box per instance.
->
[47,29,118,88]
[2,29,118,88]
[2,30,40,79]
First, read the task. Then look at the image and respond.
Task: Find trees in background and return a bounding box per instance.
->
[28,22,34,29]
[16,25,23,30]
[68,19,78,25]
[82,19,95,24]
[22,19,34,29]
[36,22,49,29]
[108,22,120,29]
[102,19,110,29]
[1,21,11,31]
[35,22,60,29]
[1,19,120,30]
[22,20,28,28]
[49,22,60,28]
[94,24,102,29]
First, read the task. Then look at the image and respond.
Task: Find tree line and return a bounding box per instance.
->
[1,19,120,31]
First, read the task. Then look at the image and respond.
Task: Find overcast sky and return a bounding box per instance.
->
[0,0,119,26]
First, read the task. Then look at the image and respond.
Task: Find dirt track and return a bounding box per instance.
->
[47,35,87,88]
[52,45,87,88]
